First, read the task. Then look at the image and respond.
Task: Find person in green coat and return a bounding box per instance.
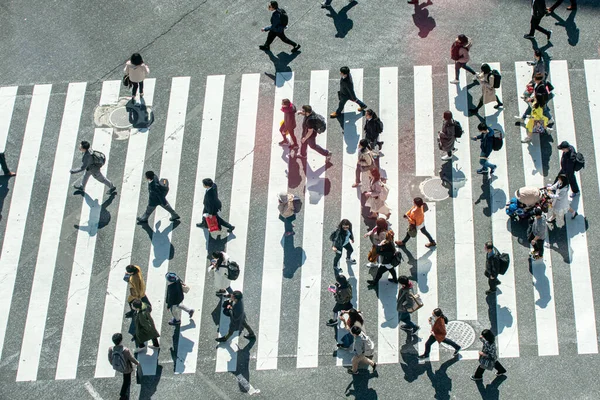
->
[131,299,160,353]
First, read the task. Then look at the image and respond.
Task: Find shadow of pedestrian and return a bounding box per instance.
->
[424,356,459,400]
[411,0,436,38]
[282,233,305,278]
[138,364,162,400]
[549,9,579,46]
[171,321,196,373]
[264,51,301,81]
[0,176,10,221]
[306,161,331,204]
[233,338,257,393]
[531,260,552,308]
[547,222,570,262]
[400,333,426,382]
[74,191,116,232]
[344,371,378,399]
[140,220,177,266]
[340,112,361,154]
[126,96,155,130]
[286,150,303,189]
[539,132,554,177]
[474,375,508,400]
[325,1,357,38]
[486,294,498,336]
[474,179,492,217]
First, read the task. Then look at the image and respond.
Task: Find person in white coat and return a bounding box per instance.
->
[210,251,232,296]
[124,53,150,102]
[546,174,576,223]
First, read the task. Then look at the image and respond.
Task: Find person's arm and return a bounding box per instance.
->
[70,152,89,174]
[125,348,139,366]
[108,347,113,365]
[301,128,315,143]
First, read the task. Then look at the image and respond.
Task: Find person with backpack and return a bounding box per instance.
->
[297,105,332,161]
[365,168,391,220]
[546,174,577,222]
[364,109,384,158]
[210,251,233,296]
[279,98,298,148]
[449,34,476,84]
[470,329,506,381]
[277,191,301,236]
[70,140,117,195]
[216,290,256,343]
[438,111,460,161]
[131,299,160,353]
[395,197,436,248]
[165,272,194,326]
[136,171,180,224]
[331,219,356,273]
[469,64,503,115]
[524,0,552,41]
[352,139,375,192]
[259,1,301,53]
[556,141,580,197]
[484,241,501,295]
[196,178,235,232]
[108,332,139,400]
[367,230,398,286]
[418,308,461,359]
[516,72,554,126]
[347,326,377,375]
[326,274,353,326]
[397,275,420,335]
[471,122,497,176]
[123,53,149,103]
[124,265,150,318]
[330,66,368,119]
[529,207,547,260]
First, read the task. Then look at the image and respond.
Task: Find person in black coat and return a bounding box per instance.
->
[137,171,180,223]
[367,230,399,286]
[556,141,579,196]
[484,241,501,295]
[330,219,356,273]
[259,1,301,53]
[471,122,497,176]
[524,0,552,41]
[216,291,256,342]
[196,178,234,232]
[364,109,384,157]
[165,272,194,326]
[330,66,368,118]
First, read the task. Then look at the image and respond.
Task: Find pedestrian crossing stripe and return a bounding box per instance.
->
[0,60,599,382]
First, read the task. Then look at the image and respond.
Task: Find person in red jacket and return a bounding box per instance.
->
[419,308,461,359]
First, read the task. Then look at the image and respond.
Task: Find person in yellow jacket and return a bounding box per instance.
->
[395,197,436,248]
[124,265,148,318]
[522,101,553,143]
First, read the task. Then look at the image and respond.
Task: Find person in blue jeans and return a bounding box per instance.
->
[396,275,420,335]
[472,122,497,176]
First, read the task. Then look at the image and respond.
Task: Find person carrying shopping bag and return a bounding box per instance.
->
[418,308,461,359]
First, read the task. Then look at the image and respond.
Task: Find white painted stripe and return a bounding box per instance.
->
[515,61,559,356]
[416,203,438,361]
[17,82,87,381]
[99,81,121,106]
[0,84,51,362]
[377,67,399,365]
[94,79,155,378]
[214,74,260,373]
[414,66,435,177]
[0,86,18,152]
[485,63,519,358]
[550,60,598,354]
[256,72,293,371]
[141,76,191,375]
[336,69,363,367]
[296,70,328,369]
[585,59,600,209]
[446,65,477,320]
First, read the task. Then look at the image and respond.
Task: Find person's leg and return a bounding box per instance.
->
[422,335,436,356]
[522,103,532,119]
[139,81,144,95]
[276,32,297,47]
[284,216,294,233]
[369,265,386,284]
[535,239,545,257]
[131,82,138,97]
[288,128,298,146]
[568,172,579,193]
[333,251,342,269]
[139,204,156,221]
[351,355,360,373]
[534,17,550,36]
[151,337,159,347]
[462,63,477,75]
[299,137,309,157]
[420,226,436,244]
[92,169,115,189]
[442,337,461,351]
[0,153,10,175]
[399,312,417,329]
[494,361,507,374]
[307,135,329,157]
[81,169,92,189]
[335,97,348,115]
[242,319,256,337]
[454,62,462,81]
[170,305,182,322]
[344,242,354,260]
[397,232,411,245]
[264,31,277,47]
[355,164,361,184]
[472,96,483,111]
[488,277,498,292]
[543,105,553,121]
[528,16,540,36]
[120,372,131,397]
[216,214,233,230]
[549,0,565,10]
[355,98,367,109]
[388,266,398,282]
[473,365,485,379]
[160,202,180,218]
[495,95,503,106]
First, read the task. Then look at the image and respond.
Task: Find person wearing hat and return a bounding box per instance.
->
[216,290,256,343]
[528,207,546,260]
[556,141,580,198]
[277,192,301,236]
[165,272,194,326]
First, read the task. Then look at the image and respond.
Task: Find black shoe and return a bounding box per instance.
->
[196,222,207,228]
[73,184,84,191]
[494,103,503,109]
[228,225,235,232]
[259,45,269,51]
[454,346,462,356]
[244,334,256,340]
[523,34,535,39]
[418,354,429,359]
[366,280,377,286]
[326,318,338,326]
[215,337,227,343]
[169,215,181,222]
[136,217,148,224]
[547,30,552,41]
[107,187,117,195]
[291,44,301,53]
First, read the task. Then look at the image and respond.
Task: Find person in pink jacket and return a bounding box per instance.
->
[124,53,150,102]
[450,35,476,84]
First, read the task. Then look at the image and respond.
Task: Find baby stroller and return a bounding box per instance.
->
[505,186,550,222]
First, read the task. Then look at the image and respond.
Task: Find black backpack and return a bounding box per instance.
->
[309,113,327,134]
[488,70,502,89]
[496,253,510,275]
[158,178,169,195]
[91,150,106,167]
[278,9,289,27]
[450,42,461,61]
[227,261,240,281]
[574,152,585,171]
[492,129,503,151]
[453,120,464,138]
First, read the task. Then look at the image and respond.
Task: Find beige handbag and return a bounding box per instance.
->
[182,283,190,294]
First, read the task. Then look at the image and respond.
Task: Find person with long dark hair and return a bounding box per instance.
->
[364,109,384,157]
[367,230,398,286]
[364,218,389,267]
[326,274,353,326]
[352,139,374,191]
[418,308,461,359]
[330,219,356,273]
[471,329,506,380]
[546,174,576,222]
[124,53,149,102]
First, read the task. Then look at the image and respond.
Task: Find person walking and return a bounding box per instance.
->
[210,251,233,296]
[469,64,503,115]
[0,152,16,177]
[347,326,377,375]
[556,141,580,197]
[516,73,554,126]
[547,0,576,14]
[297,105,332,161]
[524,0,552,41]
[330,67,368,118]
[337,308,364,349]
[449,34,476,84]
[279,98,298,148]
[352,139,375,191]
[438,111,459,161]
[216,291,256,342]
[364,218,389,267]
[326,274,353,326]
[124,53,149,102]
[470,329,506,381]
[108,333,139,400]
[367,230,398,286]
[277,191,300,236]
[137,171,180,224]
[330,219,356,273]
[259,1,301,53]
[365,168,391,220]
[124,265,149,318]
[546,174,577,222]
[131,299,160,353]
[396,275,420,335]
[484,241,501,295]
[196,178,235,232]
[364,109,384,158]
[395,197,436,248]
[528,207,546,260]
[471,122,497,176]
[165,272,194,326]
[418,308,461,359]
[526,50,547,82]
[70,140,117,195]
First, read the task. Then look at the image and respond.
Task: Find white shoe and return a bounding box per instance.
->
[546,127,554,132]
[134,346,146,354]
[449,79,459,84]
[441,154,452,161]
[521,137,532,143]
[514,116,525,122]
[148,345,159,350]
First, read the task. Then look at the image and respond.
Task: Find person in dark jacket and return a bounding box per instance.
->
[524,0,552,41]
[279,98,298,148]
[70,140,117,195]
[470,329,506,381]
[259,1,301,53]
[331,219,356,273]
[297,105,332,160]
[196,178,234,231]
[367,230,399,286]
[137,170,179,223]
[326,274,354,326]
[364,109,384,157]
[216,291,256,342]
[547,0,576,14]
[131,299,160,353]
[484,241,501,295]
[472,122,497,176]
[527,49,547,81]
[165,272,194,326]
[397,276,420,334]
[330,67,368,118]
[556,141,579,196]
[516,72,553,123]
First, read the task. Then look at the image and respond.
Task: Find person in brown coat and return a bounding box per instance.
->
[108,332,139,400]
[418,308,461,359]
[124,265,149,318]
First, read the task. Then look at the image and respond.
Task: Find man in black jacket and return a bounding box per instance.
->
[330,67,368,119]
[259,1,301,53]
[557,141,579,197]
[196,178,234,231]
[137,171,180,223]
[484,241,501,295]
[216,291,256,342]
[524,0,552,41]
[165,272,194,326]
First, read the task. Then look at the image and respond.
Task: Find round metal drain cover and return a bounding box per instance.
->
[109,106,133,129]
[420,177,449,201]
[442,320,476,350]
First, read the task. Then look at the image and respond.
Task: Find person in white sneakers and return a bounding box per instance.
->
[165,272,194,326]
[347,326,377,375]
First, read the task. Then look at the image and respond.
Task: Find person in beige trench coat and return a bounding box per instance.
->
[470,63,503,115]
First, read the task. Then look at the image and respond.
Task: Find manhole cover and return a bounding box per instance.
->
[109,106,133,129]
[442,321,476,350]
[420,177,449,201]
[108,104,154,130]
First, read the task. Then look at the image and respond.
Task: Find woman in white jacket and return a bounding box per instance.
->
[210,251,231,296]
[546,174,576,223]
[124,53,149,102]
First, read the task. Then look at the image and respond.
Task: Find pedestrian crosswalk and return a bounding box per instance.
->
[1,60,600,382]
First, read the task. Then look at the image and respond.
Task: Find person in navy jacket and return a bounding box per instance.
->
[471,122,497,176]
[259,1,301,53]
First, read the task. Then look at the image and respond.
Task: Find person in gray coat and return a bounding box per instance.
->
[108,332,139,400]
[70,140,116,195]
[216,291,256,343]
[347,326,377,375]
[438,111,458,161]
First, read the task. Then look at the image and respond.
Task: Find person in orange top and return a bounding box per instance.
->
[418,308,461,359]
[395,197,436,248]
